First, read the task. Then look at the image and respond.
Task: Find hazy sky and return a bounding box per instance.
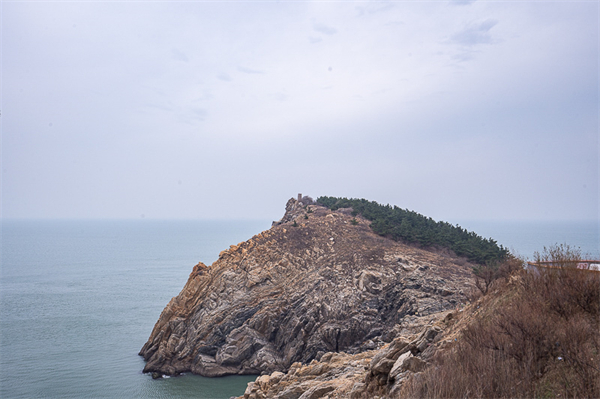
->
[2,0,598,222]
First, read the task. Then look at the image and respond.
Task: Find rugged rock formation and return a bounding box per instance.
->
[238,310,454,399]
[139,197,473,378]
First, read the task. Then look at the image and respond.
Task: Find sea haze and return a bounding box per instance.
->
[1,219,598,398]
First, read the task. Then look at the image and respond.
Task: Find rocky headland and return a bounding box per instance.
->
[140,196,476,395]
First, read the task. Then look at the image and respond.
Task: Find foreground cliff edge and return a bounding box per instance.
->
[139,197,475,381]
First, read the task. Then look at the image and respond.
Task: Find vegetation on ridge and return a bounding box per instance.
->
[316,196,508,264]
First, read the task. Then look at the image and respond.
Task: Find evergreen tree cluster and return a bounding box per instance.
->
[316,196,508,264]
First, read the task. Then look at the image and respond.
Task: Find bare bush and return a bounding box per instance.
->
[473,262,497,295]
[401,244,600,399]
[534,243,583,266]
[473,256,524,295]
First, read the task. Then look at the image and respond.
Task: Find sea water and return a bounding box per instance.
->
[1,218,598,398]
[457,219,600,260]
[0,220,270,399]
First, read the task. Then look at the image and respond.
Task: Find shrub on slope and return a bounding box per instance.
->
[400,245,600,399]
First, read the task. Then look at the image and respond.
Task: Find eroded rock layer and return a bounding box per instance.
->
[139,198,473,377]
[238,311,453,399]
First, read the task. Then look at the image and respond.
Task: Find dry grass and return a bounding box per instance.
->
[400,245,600,399]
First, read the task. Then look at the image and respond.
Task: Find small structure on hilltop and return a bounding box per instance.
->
[297,194,314,206]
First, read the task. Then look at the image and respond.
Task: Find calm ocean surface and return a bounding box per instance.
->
[1,218,598,398]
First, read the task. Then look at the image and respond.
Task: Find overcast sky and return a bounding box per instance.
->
[2,0,598,222]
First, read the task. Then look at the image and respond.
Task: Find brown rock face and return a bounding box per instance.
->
[139,198,473,377]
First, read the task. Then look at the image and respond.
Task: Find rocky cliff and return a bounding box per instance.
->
[139,197,474,379]
[238,310,455,399]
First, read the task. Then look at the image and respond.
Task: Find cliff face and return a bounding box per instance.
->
[139,198,473,377]
[238,311,453,399]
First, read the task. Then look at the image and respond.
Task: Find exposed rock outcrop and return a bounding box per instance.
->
[139,198,473,379]
[238,311,452,399]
